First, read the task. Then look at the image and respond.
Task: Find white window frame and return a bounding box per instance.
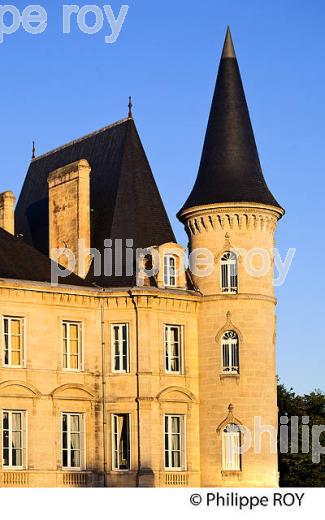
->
[2,316,25,368]
[221,331,239,374]
[62,321,83,372]
[222,423,242,471]
[164,414,186,471]
[164,325,184,374]
[111,324,130,373]
[111,413,131,471]
[2,410,27,469]
[220,251,238,294]
[61,412,85,470]
[164,254,177,288]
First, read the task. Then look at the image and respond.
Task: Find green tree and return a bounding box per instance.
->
[278,383,325,486]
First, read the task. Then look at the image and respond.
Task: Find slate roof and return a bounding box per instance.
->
[15,117,176,287]
[178,28,282,216]
[0,228,86,286]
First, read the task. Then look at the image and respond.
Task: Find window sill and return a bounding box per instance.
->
[110,469,132,474]
[221,470,242,480]
[62,369,84,373]
[2,365,26,369]
[61,467,83,472]
[2,467,25,471]
[220,373,240,384]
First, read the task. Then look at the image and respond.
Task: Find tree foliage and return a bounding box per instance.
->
[278,383,325,487]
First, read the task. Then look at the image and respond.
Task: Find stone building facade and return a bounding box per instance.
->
[0,29,283,487]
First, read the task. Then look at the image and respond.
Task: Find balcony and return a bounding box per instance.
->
[0,471,29,487]
[61,472,91,487]
[164,472,189,487]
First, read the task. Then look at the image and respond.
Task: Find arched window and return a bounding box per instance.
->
[222,423,241,471]
[220,251,238,293]
[164,254,177,287]
[221,331,239,373]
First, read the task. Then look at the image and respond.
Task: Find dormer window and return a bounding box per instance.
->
[164,254,177,287]
[220,251,238,294]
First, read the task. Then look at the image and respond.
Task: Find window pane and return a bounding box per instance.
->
[69,324,77,339]
[62,449,68,467]
[71,450,80,468]
[3,430,9,449]
[4,319,9,334]
[11,320,21,335]
[11,350,21,365]
[70,415,80,432]
[3,448,9,466]
[3,412,9,430]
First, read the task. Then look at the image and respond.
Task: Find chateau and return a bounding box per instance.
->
[0,28,284,487]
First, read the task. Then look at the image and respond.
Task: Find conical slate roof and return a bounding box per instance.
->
[179,28,282,215]
[15,117,176,287]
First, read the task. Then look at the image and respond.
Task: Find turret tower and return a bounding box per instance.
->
[178,28,284,486]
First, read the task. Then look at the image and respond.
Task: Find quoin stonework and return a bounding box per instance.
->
[0,28,284,488]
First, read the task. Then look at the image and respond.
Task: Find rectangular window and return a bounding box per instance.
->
[2,410,26,468]
[62,321,82,371]
[3,317,24,367]
[164,415,186,470]
[62,413,84,469]
[164,325,183,373]
[111,414,131,470]
[111,324,129,373]
[164,255,177,287]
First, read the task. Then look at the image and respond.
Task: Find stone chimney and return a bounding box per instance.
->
[0,191,16,235]
[48,159,91,278]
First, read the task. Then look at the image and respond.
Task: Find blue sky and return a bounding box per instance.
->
[1,0,324,394]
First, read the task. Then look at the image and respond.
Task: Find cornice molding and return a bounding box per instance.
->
[201,293,277,304]
[180,203,283,236]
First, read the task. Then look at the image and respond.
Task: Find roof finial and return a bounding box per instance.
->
[32,140,36,160]
[128,96,133,118]
[222,26,236,59]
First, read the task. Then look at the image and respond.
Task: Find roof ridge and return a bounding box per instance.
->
[32,117,131,163]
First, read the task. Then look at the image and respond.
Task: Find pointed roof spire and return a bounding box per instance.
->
[178,28,282,217]
[222,26,236,59]
[128,96,133,118]
[32,141,36,160]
